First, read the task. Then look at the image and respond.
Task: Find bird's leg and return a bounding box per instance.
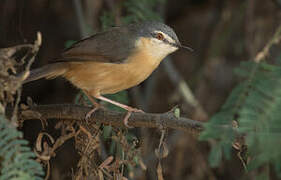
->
[95,95,144,127]
[82,90,102,120]
[95,95,144,112]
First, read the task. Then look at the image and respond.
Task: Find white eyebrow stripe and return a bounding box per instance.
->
[154,30,176,44]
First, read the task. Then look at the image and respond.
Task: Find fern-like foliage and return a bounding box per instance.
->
[0,114,44,180]
[200,25,281,178]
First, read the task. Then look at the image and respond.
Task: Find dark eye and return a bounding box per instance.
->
[155,33,164,40]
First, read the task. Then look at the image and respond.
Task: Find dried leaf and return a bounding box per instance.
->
[157,162,164,180]
[99,156,114,169]
[98,170,104,180]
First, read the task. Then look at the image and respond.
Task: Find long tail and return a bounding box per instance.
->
[23,63,68,84]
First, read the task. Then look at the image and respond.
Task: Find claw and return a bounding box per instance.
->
[128,107,144,113]
[124,111,133,128]
[89,95,145,128]
[85,107,99,122]
[123,108,144,128]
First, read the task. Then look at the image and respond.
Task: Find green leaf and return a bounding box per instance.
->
[201,58,281,177]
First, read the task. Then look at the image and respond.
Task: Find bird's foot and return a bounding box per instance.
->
[85,106,100,123]
[123,107,144,128]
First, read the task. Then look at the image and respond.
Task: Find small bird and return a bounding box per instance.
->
[23,21,192,126]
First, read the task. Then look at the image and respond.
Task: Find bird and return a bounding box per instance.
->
[23,21,193,126]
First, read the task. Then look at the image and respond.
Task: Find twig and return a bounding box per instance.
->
[11,89,21,126]
[0,44,33,58]
[254,24,281,62]
[18,32,42,82]
[162,59,208,120]
[19,104,204,136]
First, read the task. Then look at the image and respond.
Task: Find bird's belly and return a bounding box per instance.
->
[64,61,157,95]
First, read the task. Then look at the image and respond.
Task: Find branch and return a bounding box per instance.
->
[19,104,204,136]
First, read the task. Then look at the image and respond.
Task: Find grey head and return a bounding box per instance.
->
[128,21,193,52]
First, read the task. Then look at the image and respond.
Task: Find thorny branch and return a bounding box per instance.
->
[19,104,204,136]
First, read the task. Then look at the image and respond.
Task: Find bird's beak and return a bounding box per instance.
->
[174,41,193,52]
[179,44,193,52]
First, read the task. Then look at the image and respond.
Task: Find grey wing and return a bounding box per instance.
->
[59,27,136,63]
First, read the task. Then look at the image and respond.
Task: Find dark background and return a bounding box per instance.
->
[1,0,281,179]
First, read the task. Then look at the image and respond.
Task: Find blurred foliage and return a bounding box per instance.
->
[122,0,164,23]
[0,114,44,180]
[100,11,116,30]
[200,25,281,178]
[64,40,77,49]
